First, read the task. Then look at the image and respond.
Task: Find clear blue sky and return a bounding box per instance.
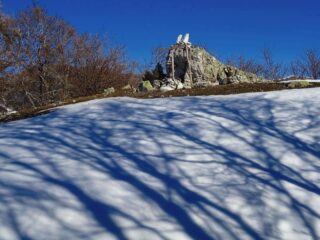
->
[2,0,320,65]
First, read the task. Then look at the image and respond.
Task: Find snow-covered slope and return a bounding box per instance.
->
[279,79,320,83]
[1,88,320,240]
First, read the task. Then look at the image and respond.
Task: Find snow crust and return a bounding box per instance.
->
[1,88,320,240]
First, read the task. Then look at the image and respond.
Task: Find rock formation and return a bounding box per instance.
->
[158,34,262,91]
[0,103,16,119]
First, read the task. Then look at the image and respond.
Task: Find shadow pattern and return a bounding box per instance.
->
[0,91,320,239]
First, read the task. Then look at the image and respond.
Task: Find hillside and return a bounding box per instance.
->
[0,88,320,240]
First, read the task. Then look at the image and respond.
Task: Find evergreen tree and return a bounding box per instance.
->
[152,63,165,80]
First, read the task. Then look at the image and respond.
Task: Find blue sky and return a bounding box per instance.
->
[2,0,320,65]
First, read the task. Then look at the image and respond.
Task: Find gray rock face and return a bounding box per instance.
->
[163,35,262,89]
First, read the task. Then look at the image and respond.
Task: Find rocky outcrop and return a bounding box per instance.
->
[138,34,263,92]
[159,34,262,91]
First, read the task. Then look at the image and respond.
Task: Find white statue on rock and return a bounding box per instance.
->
[183,33,190,44]
[176,33,191,44]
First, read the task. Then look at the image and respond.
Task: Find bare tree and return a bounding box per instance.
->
[290,60,305,78]
[228,49,287,80]
[226,56,264,76]
[262,48,285,80]
[291,49,320,79]
[0,15,20,75]
[151,46,168,70]
[290,50,320,79]
[17,7,76,104]
[0,0,3,16]
[70,34,135,96]
[0,6,135,110]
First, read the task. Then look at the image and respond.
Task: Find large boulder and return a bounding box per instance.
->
[160,78,184,92]
[152,80,162,89]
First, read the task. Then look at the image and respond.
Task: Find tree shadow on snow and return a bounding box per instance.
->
[0,93,320,239]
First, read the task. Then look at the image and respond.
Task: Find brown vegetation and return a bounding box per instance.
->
[0,6,136,111]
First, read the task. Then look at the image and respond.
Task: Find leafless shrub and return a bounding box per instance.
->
[151,46,168,70]
[70,36,134,96]
[261,48,285,80]
[0,6,135,110]
[228,49,286,80]
[291,49,320,79]
[226,56,264,76]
